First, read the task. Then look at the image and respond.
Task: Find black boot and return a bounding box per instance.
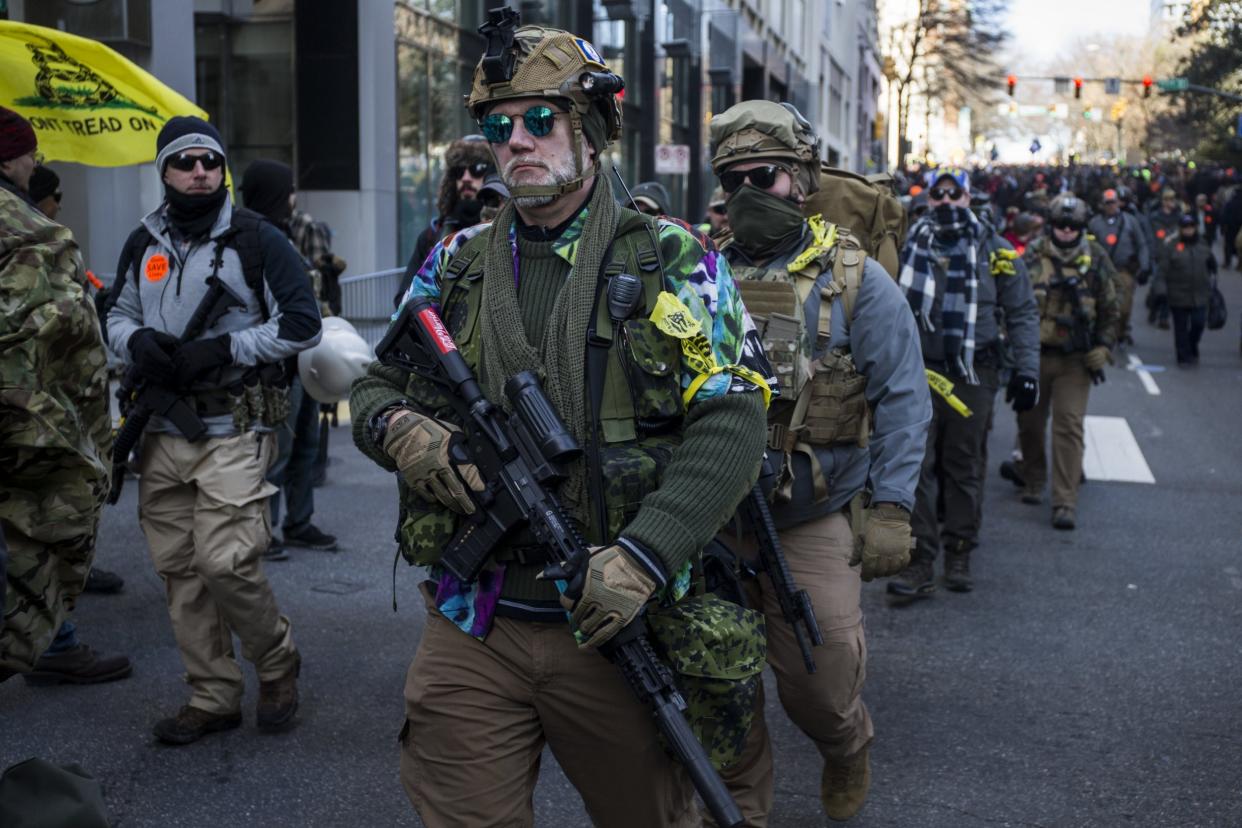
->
[943,540,974,593]
[886,556,936,603]
[24,645,132,686]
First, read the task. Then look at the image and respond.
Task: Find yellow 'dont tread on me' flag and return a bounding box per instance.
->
[0,20,209,167]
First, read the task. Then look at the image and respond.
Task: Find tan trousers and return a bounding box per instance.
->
[400,585,697,828]
[713,511,872,827]
[1116,268,1136,341]
[1016,351,1092,509]
[138,431,298,715]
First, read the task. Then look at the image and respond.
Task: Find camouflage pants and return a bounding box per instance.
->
[711,510,872,827]
[0,519,91,676]
[399,583,698,828]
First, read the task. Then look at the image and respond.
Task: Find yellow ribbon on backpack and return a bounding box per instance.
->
[649,291,772,409]
[925,369,972,418]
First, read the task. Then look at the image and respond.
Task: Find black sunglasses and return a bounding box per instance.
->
[929,186,964,201]
[52,191,63,203]
[450,162,491,180]
[1052,220,1083,232]
[720,164,786,194]
[709,205,727,216]
[480,105,561,144]
[167,151,224,172]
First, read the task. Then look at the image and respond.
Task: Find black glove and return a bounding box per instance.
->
[1136,268,1151,286]
[1006,374,1039,412]
[128,328,179,386]
[172,334,233,383]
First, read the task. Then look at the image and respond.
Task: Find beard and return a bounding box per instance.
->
[503,152,577,208]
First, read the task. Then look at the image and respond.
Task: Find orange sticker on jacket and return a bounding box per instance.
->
[1176,242,1185,252]
[1106,233,1117,246]
[145,254,170,282]
[1156,229,1166,239]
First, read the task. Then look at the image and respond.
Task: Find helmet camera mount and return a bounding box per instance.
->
[479,7,520,85]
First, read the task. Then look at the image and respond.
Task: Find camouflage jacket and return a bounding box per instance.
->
[0,188,110,672]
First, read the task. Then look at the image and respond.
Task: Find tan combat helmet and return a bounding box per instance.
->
[709,100,821,197]
[465,7,623,199]
[1049,192,1089,227]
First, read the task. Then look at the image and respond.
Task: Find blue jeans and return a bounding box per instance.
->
[45,620,78,656]
[267,377,321,534]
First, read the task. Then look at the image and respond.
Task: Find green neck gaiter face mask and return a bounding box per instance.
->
[726,184,806,260]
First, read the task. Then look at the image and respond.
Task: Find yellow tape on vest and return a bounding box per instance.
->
[649,292,772,408]
[925,369,972,418]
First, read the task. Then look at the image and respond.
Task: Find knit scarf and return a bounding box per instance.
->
[478,175,619,523]
[899,209,982,383]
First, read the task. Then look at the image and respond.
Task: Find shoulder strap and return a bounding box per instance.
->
[831,228,867,327]
[226,207,271,319]
[122,226,154,285]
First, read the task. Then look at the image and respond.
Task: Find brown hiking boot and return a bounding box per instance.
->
[24,644,132,686]
[944,544,974,593]
[257,657,300,732]
[886,556,935,603]
[821,744,871,821]
[154,705,242,746]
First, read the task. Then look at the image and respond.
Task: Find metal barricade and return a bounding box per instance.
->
[339,267,405,348]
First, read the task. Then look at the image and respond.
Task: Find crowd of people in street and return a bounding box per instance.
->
[3,10,1240,827]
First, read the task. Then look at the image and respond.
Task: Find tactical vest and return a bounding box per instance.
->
[722,216,869,504]
[394,213,687,567]
[1029,239,1103,350]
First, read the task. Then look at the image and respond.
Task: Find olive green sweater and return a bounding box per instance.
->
[351,234,766,604]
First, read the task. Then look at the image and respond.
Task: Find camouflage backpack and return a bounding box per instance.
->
[802,165,906,277]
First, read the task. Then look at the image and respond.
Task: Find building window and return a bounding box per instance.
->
[828,59,843,138]
[395,3,478,267]
[195,18,294,176]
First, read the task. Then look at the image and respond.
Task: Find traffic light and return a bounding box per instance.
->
[1142,75,1153,98]
[1007,74,1016,97]
[1074,77,1083,99]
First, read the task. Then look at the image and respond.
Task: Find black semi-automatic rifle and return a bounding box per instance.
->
[1051,276,1105,385]
[377,298,744,828]
[108,276,246,504]
[738,483,823,673]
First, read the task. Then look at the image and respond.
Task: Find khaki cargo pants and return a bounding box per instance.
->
[711,510,872,827]
[137,431,298,715]
[399,584,698,828]
[1016,351,1092,509]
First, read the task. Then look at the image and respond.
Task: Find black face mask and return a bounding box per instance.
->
[1050,229,1082,250]
[725,185,805,260]
[165,185,228,240]
[1181,230,1199,244]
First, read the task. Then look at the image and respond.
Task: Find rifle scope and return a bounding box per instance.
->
[504,370,582,465]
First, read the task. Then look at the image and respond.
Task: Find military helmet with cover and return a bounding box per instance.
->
[709,100,821,197]
[1049,192,1088,227]
[465,7,623,199]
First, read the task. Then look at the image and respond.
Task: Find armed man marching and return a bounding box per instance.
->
[106,117,322,744]
[1088,188,1150,347]
[1002,194,1119,530]
[889,167,1039,601]
[350,13,775,827]
[707,100,931,823]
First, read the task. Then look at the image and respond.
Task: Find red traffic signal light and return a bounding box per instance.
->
[1007,74,1016,97]
[1074,77,1083,99]
[1143,75,1153,98]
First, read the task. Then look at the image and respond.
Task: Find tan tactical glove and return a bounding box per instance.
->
[1084,346,1112,373]
[560,544,657,649]
[383,410,483,515]
[850,503,912,582]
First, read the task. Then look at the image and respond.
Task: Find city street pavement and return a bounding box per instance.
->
[4,256,1241,827]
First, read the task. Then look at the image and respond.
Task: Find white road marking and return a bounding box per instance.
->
[1082,415,1156,484]
[1126,352,1161,396]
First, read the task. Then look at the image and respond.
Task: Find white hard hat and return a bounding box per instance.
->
[299,319,373,403]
